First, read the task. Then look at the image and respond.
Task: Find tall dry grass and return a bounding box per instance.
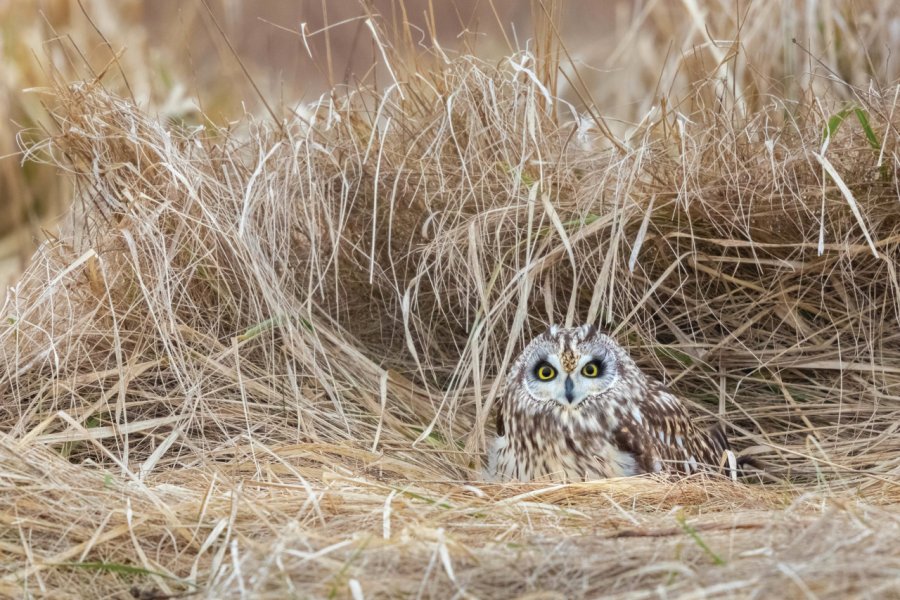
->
[0,0,203,287]
[1,1,900,598]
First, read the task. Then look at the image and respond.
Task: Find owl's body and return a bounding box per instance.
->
[486,324,735,482]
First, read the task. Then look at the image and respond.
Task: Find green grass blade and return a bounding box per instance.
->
[675,514,726,566]
[853,108,881,151]
[52,562,198,587]
[823,108,851,142]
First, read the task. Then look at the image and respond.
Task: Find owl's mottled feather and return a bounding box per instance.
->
[486,325,735,482]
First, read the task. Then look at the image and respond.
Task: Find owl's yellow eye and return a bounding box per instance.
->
[535,363,556,381]
[582,361,601,378]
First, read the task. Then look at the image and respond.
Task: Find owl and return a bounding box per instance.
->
[486,324,737,482]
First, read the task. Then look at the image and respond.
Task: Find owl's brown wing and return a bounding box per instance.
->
[612,380,731,476]
[611,409,664,474]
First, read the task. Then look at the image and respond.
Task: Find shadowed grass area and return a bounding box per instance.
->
[1,1,900,598]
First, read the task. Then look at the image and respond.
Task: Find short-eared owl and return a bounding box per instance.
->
[486,324,736,482]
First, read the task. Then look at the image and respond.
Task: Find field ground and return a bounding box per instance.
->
[1,1,900,598]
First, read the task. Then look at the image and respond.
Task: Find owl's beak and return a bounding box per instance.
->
[564,376,575,403]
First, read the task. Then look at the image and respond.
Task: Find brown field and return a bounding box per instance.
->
[1,1,899,598]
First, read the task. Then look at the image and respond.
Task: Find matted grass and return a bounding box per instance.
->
[2,1,900,598]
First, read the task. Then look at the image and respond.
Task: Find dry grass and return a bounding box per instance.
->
[2,1,900,598]
[0,0,205,288]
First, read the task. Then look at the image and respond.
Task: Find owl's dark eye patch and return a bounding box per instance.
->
[581,359,604,378]
[534,361,557,381]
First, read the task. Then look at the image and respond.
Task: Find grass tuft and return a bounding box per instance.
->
[1,1,900,598]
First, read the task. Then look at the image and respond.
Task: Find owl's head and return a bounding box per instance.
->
[512,324,625,408]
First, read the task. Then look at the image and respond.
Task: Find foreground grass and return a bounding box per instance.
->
[2,1,900,597]
[4,440,899,598]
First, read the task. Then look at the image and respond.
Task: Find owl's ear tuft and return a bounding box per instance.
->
[547,324,561,337]
[578,323,598,338]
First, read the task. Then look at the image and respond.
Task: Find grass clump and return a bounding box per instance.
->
[1,1,900,597]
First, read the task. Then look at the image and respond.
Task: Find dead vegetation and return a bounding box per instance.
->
[1,1,900,598]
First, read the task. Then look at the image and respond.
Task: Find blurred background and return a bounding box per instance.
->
[1,0,897,287]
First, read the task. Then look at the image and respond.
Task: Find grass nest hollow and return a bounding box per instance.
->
[2,4,900,598]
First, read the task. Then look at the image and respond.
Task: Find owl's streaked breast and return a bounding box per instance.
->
[486,392,642,481]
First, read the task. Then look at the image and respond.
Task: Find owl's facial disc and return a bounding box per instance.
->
[522,327,619,408]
